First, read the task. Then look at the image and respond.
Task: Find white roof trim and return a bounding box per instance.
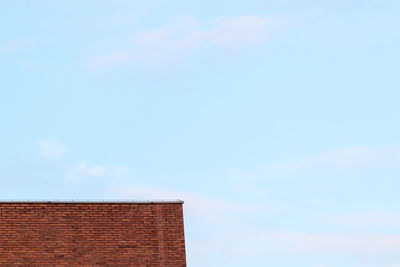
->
[0,199,184,204]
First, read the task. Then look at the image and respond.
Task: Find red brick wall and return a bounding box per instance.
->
[0,202,186,266]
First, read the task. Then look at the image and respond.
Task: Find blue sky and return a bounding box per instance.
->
[1,0,400,266]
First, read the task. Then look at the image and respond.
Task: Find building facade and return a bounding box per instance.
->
[0,200,186,266]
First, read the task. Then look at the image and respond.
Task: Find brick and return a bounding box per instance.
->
[0,202,186,266]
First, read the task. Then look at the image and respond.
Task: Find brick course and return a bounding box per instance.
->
[0,202,186,266]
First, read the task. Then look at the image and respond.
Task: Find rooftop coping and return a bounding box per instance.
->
[0,200,184,204]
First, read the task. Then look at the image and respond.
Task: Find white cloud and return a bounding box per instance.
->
[191,230,400,266]
[263,146,400,174]
[0,39,34,53]
[88,15,277,69]
[89,51,133,69]
[71,161,106,177]
[187,220,400,266]
[212,15,272,47]
[39,139,66,160]
[38,139,128,181]
[257,231,400,260]
[66,161,127,181]
[326,211,400,229]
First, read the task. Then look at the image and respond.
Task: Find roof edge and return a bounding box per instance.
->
[0,200,184,204]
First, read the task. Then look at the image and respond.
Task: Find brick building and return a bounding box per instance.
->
[0,200,186,266]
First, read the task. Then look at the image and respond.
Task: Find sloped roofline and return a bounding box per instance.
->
[0,200,184,204]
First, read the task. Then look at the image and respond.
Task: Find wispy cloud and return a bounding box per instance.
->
[186,216,400,266]
[66,161,127,181]
[39,139,66,160]
[262,146,400,174]
[257,231,400,259]
[38,139,127,181]
[70,161,106,177]
[0,39,34,53]
[325,210,400,229]
[88,15,278,69]
[190,230,400,266]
